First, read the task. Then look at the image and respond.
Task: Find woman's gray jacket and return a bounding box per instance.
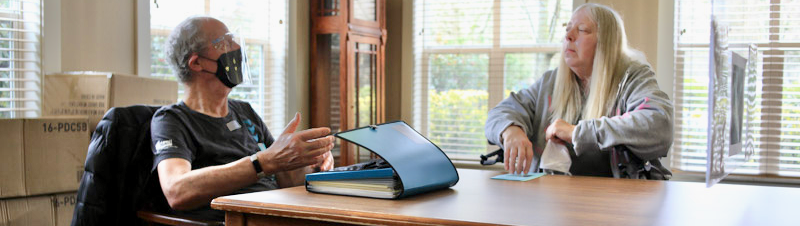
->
[484,63,673,177]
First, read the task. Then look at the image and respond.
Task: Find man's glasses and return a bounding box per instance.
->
[210,32,240,50]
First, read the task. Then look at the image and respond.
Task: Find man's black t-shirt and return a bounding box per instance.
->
[150,99,279,221]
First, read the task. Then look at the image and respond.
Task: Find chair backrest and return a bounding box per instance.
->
[72,105,166,226]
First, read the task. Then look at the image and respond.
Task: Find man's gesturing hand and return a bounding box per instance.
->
[257,112,335,173]
[314,151,335,172]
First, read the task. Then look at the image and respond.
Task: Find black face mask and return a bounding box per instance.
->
[201,48,244,88]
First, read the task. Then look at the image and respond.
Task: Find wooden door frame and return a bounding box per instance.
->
[340,33,385,166]
[310,0,387,166]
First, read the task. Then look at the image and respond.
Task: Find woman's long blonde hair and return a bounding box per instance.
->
[551,3,635,123]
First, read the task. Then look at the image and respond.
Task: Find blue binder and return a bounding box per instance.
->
[306,168,394,181]
[306,121,459,199]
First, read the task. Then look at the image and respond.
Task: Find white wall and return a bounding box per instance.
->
[288,0,311,130]
[42,0,60,75]
[43,0,138,75]
[59,0,137,74]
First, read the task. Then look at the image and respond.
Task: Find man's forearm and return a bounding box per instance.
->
[160,157,257,210]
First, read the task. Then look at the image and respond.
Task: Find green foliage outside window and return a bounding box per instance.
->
[429,89,488,157]
[430,54,488,91]
[782,51,800,161]
[150,35,176,80]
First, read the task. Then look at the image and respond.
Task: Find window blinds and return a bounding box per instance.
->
[673,0,800,177]
[0,0,41,118]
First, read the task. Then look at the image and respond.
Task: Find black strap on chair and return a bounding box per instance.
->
[480,149,504,166]
[610,147,672,180]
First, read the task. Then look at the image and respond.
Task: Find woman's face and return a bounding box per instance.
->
[563,8,597,78]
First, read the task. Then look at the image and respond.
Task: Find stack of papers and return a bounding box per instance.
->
[306,168,402,199]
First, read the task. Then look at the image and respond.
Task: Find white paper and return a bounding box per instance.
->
[539,140,572,175]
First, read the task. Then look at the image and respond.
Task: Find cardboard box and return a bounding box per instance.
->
[0,118,89,198]
[52,193,77,226]
[0,120,25,198]
[43,72,178,116]
[0,192,76,226]
[0,195,51,226]
[24,118,89,196]
[42,72,178,132]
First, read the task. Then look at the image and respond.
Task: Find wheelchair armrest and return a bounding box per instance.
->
[137,210,224,226]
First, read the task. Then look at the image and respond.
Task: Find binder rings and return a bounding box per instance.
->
[305,121,459,199]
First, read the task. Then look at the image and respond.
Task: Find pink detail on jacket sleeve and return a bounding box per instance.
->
[635,97,652,111]
[612,97,651,119]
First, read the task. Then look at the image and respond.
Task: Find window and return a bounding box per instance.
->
[673,0,800,177]
[149,0,287,131]
[0,0,41,118]
[413,0,571,160]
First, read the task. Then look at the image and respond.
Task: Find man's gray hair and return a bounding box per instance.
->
[165,16,213,83]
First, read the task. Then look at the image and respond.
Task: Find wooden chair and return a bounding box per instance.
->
[137,210,224,226]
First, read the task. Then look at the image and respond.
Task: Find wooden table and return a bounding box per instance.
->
[211,169,800,226]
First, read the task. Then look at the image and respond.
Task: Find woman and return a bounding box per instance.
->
[484,3,673,177]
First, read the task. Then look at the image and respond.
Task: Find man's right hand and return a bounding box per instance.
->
[258,112,335,173]
[501,125,533,175]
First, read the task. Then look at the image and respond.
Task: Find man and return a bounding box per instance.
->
[151,16,335,221]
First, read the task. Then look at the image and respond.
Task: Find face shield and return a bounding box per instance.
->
[206,32,251,88]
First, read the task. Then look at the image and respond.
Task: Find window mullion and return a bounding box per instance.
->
[419,52,429,136]
[672,49,685,170]
[762,0,783,175]
[763,49,784,175]
[262,43,268,124]
[487,0,503,153]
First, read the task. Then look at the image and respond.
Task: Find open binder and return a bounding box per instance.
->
[305,121,459,199]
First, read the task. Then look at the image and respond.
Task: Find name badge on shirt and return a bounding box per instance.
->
[226,120,241,131]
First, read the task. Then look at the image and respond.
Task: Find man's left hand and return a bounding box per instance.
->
[315,151,335,172]
[545,119,576,145]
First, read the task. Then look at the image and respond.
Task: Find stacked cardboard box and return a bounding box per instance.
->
[0,192,76,226]
[0,72,178,225]
[0,118,85,225]
[0,117,89,198]
[42,71,178,133]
